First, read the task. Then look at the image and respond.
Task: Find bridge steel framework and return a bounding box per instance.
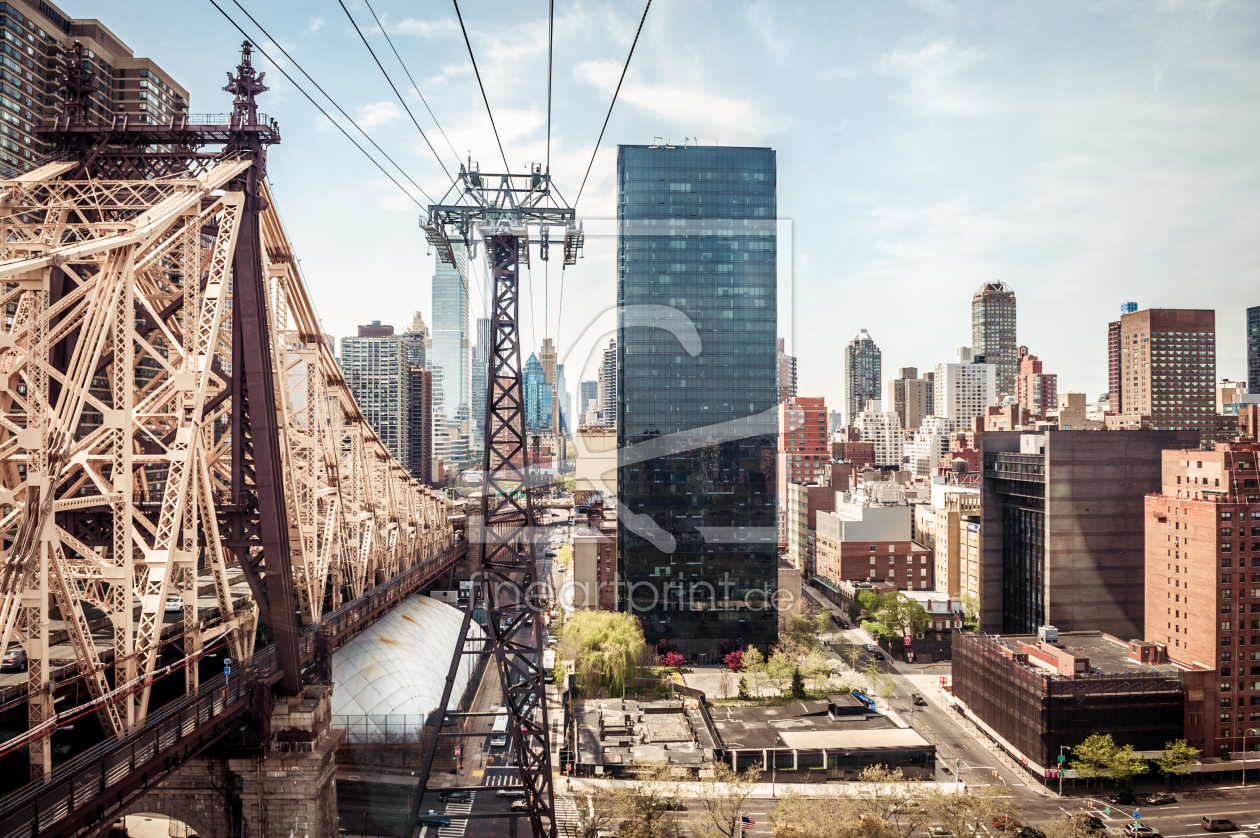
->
[0,39,452,806]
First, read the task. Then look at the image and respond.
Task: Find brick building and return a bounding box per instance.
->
[778,397,829,546]
[1145,442,1260,758]
[831,440,876,467]
[813,539,933,592]
[1015,348,1057,422]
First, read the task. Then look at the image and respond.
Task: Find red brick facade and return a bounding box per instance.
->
[1145,443,1260,757]
[815,538,934,591]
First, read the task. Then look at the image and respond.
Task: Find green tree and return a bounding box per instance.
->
[1109,743,1149,783]
[613,764,687,838]
[800,649,832,692]
[958,593,980,630]
[560,611,646,697]
[1156,738,1201,778]
[1069,733,1118,784]
[1040,813,1099,838]
[790,667,807,698]
[766,650,796,695]
[781,612,823,649]
[741,646,768,698]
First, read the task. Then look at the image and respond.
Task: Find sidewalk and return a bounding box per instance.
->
[564,776,967,799]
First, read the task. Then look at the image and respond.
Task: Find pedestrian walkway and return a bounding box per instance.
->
[432,791,475,838]
[554,791,581,838]
[482,770,524,787]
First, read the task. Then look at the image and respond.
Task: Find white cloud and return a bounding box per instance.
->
[574,60,765,143]
[391,17,460,38]
[356,101,401,130]
[879,38,989,115]
[307,17,324,34]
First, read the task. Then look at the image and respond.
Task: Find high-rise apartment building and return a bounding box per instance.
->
[1118,308,1223,439]
[1248,306,1259,393]
[597,338,617,428]
[617,143,777,654]
[1144,442,1260,758]
[408,367,434,485]
[887,367,932,433]
[934,347,996,422]
[980,429,1197,636]
[777,397,828,546]
[579,380,599,422]
[972,282,1017,396]
[1108,302,1140,414]
[1014,348,1057,422]
[0,2,188,177]
[853,400,904,467]
[340,325,410,465]
[399,311,429,369]
[430,243,469,420]
[470,316,490,442]
[844,329,881,426]
[776,337,797,403]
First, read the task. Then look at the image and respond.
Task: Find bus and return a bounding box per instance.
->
[490,709,509,747]
[543,649,555,673]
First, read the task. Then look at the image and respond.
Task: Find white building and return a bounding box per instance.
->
[853,399,904,466]
[906,416,963,477]
[934,347,996,422]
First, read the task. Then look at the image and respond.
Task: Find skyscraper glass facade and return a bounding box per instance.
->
[844,329,881,426]
[430,243,469,419]
[1248,305,1259,394]
[972,282,1018,396]
[524,353,553,433]
[617,144,778,654]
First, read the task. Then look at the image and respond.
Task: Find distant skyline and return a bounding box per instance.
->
[78,0,1260,410]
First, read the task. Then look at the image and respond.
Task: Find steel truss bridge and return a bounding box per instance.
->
[0,42,502,838]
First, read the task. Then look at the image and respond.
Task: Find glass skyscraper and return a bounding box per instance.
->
[843,329,881,425]
[430,243,470,420]
[972,282,1018,396]
[617,144,778,656]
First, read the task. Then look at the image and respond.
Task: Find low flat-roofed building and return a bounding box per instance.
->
[711,696,935,779]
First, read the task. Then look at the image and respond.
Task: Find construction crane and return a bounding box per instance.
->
[406,162,581,838]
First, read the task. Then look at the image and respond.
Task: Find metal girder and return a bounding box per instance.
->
[406,234,556,838]
[0,42,454,783]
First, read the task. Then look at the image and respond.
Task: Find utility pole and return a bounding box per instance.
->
[1058,745,1071,797]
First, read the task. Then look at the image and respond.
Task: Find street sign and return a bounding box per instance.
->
[1057,754,1065,763]
[1134,810,1140,820]
[454,747,462,756]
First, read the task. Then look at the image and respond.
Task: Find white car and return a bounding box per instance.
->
[164,594,183,613]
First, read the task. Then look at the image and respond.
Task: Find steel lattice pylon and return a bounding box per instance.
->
[406,164,579,838]
[0,43,452,782]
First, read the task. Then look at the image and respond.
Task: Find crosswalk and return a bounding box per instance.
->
[554,792,581,838]
[482,771,523,787]
[434,792,474,838]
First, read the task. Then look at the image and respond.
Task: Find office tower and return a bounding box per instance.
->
[978,428,1197,635]
[972,282,1017,396]
[617,143,777,654]
[934,347,996,422]
[597,338,617,428]
[1249,306,1260,393]
[844,330,881,426]
[408,367,434,484]
[886,367,932,433]
[524,353,552,433]
[430,243,469,419]
[340,325,410,464]
[777,397,827,547]
[853,400,904,466]
[1118,308,1223,439]
[0,2,189,176]
[1014,348,1057,421]
[471,316,490,443]
[557,363,570,437]
[399,311,429,369]
[1144,442,1260,759]
[580,380,599,421]
[776,337,797,402]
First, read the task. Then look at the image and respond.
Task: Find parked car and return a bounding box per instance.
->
[1109,791,1137,806]
[1202,816,1238,832]
[926,829,957,838]
[661,799,687,811]
[911,694,927,706]
[864,643,876,652]
[1146,792,1176,805]
[1,646,27,672]
[1123,824,1159,837]
[496,789,526,799]
[872,651,886,661]
[164,593,183,613]
[836,620,849,629]
[543,672,556,684]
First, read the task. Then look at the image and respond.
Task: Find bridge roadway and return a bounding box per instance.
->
[0,540,468,838]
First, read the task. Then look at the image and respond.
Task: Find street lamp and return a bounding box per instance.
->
[1058,745,1072,797]
[1243,728,1260,787]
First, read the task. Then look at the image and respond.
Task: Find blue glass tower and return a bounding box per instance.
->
[617,144,778,656]
[524,353,552,433]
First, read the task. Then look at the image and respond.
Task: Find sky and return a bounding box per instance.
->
[78,0,1260,408]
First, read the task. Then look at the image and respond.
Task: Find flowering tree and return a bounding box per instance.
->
[662,652,687,672]
[723,648,744,671]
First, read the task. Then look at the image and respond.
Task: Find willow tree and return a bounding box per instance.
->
[560,611,646,697]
